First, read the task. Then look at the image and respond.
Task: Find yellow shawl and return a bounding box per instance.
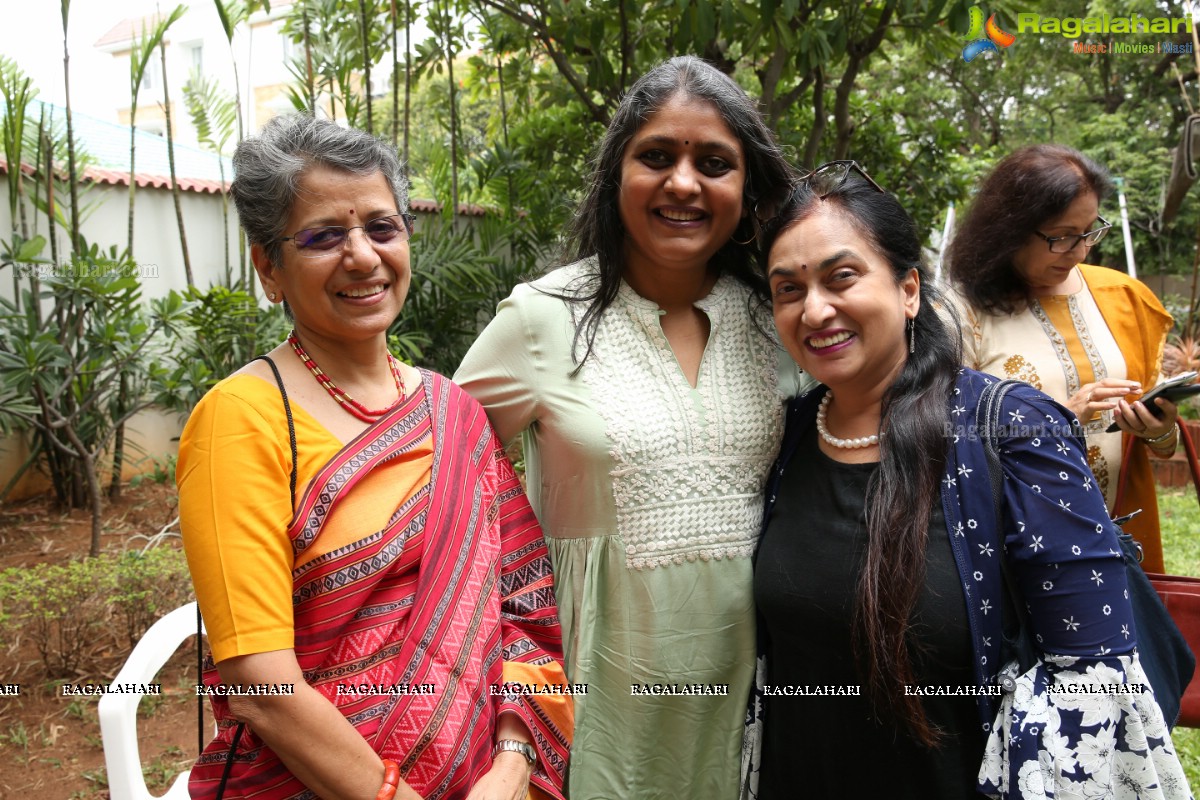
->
[1080,264,1173,572]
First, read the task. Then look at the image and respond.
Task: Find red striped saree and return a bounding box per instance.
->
[190,371,571,799]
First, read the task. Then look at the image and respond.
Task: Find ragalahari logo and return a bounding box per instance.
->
[962,7,1016,61]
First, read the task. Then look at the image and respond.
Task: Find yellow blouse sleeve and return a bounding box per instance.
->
[177,379,297,663]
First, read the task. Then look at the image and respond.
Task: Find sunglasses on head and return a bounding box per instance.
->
[798,161,885,198]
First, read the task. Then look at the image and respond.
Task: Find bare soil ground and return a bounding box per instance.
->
[0,482,210,799]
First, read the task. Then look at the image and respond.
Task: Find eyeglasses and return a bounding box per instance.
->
[1033,216,1111,253]
[280,213,416,258]
[799,160,886,199]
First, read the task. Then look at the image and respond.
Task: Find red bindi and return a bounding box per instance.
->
[348,209,356,215]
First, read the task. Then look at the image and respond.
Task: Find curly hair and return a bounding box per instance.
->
[948,144,1112,315]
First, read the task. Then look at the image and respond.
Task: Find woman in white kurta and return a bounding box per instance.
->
[456,56,800,799]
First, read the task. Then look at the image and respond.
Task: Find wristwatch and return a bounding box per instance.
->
[493,739,537,766]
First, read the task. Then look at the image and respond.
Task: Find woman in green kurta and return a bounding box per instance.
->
[455,56,800,798]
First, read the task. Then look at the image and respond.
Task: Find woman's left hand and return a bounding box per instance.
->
[1113,395,1179,442]
[464,752,532,800]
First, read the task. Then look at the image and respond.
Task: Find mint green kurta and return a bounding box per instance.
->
[455,261,800,799]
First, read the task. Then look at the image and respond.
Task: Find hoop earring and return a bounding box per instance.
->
[731,227,757,246]
[907,318,915,354]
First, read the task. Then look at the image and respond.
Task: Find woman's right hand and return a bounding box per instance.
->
[219,649,424,800]
[1064,378,1141,423]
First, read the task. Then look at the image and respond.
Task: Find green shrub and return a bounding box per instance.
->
[0,547,192,678]
[0,557,113,677]
[110,548,193,650]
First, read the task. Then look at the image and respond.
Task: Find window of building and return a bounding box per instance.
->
[140,58,162,93]
[187,43,204,74]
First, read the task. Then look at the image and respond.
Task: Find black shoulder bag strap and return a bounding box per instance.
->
[977,379,1037,689]
[197,355,297,799]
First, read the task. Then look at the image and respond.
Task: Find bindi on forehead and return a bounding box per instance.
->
[348,209,356,215]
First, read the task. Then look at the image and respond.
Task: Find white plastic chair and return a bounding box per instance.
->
[99,602,204,800]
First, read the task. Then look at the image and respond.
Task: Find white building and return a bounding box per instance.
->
[93,0,297,148]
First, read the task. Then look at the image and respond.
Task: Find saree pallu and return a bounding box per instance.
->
[190,371,571,799]
[1083,265,1173,572]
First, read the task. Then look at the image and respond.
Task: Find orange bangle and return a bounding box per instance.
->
[376,759,401,800]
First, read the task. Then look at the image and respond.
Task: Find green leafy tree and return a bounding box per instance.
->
[0,248,193,555]
[0,57,38,311]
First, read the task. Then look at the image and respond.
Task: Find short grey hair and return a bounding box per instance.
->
[231,114,408,267]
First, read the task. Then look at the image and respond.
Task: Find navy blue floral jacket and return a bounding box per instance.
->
[749,368,1190,799]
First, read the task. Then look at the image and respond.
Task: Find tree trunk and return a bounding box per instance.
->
[161,40,194,286]
[444,0,459,212]
[231,59,247,285]
[34,385,81,510]
[403,0,411,173]
[108,403,126,501]
[62,21,81,255]
[497,54,514,212]
[127,99,138,255]
[390,0,398,149]
[220,160,231,284]
[303,2,316,112]
[61,422,104,558]
[360,0,373,133]
[803,68,826,168]
[44,127,57,284]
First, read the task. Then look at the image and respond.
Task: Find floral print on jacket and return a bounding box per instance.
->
[748,368,1190,799]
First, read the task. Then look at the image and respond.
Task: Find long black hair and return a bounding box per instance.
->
[556,55,797,367]
[948,144,1112,315]
[760,178,963,747]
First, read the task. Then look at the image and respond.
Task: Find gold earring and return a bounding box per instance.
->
[731,225,757,246]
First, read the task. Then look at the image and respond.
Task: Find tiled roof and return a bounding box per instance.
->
[95,1,294,49]
[8,100,233,190]
[0,157,227,194]
[94,13,171,49]
[3,101,494,212]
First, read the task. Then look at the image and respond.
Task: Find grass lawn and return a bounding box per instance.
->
[1159,488,1200,789]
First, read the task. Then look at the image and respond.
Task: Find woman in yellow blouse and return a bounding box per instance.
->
[177,114,570,800]
[948,144,1177,571]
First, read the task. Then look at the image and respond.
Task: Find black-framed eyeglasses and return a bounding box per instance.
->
[799,160,886,199]
[1034,215,1111,254]
[280,213,416,258]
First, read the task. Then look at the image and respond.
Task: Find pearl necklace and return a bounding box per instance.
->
[816,392,880,449]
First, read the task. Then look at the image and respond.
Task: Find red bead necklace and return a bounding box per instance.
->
[288,329,406,423]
